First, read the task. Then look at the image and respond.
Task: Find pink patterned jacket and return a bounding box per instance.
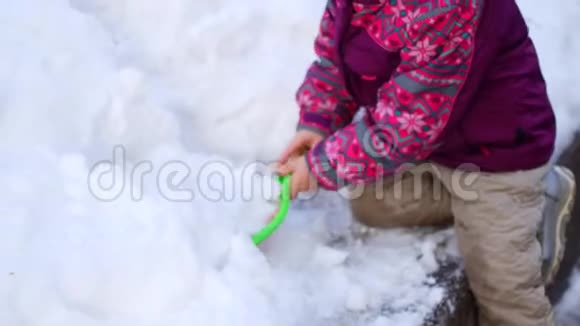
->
[296,0,555,190]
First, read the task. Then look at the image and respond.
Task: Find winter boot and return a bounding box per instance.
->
[541,165,576,284]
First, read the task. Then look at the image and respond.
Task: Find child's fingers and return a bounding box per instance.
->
[276,163,291,176]
[277,156,302,175]
[278,135,307,164]
[278,140,299,164]
[286,157,302,171]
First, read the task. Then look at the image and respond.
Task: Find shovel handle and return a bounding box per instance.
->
[251,175,291,245]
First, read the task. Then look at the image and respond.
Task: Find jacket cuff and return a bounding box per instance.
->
[297,111,332,137]
[305,141,340,191]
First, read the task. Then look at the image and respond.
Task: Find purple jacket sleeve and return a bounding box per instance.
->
[296,0,358,137]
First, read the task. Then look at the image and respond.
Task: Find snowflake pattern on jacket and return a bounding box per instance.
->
[296,0,482,190]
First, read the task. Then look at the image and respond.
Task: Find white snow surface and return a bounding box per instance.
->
[556,270,580,326]
[0,0,578,326]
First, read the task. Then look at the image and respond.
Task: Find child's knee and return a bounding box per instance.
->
[349,192,407,228]
[349,181,452,228]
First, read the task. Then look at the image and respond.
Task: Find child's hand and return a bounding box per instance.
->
[278,130,324,165]
[276,156,318,199]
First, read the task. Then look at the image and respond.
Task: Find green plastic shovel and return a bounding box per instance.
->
[251,175,291,245]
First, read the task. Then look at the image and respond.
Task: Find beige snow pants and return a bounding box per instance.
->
[349,162,554,326]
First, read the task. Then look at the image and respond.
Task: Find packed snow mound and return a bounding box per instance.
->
[0,0,579,325]
[556,270,580,326]
[69,0,327,161]
[517,0,580,157]
[0,147,453,326]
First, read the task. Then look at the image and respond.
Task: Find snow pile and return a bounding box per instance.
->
[517,0,580,157]
[0,147,452,326]
[0,0,453,325]
[555,270,580,326]
[69,0,327,161]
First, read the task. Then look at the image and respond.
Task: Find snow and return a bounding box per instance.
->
[0,0,579,325]
[556,270,580,326]
[517,0,580,157]
[0,148,452,325]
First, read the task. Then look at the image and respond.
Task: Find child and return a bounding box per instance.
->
[277,0,576,325]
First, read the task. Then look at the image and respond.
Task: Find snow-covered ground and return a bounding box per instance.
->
[556,269,580,326]
[0,0,578,325]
